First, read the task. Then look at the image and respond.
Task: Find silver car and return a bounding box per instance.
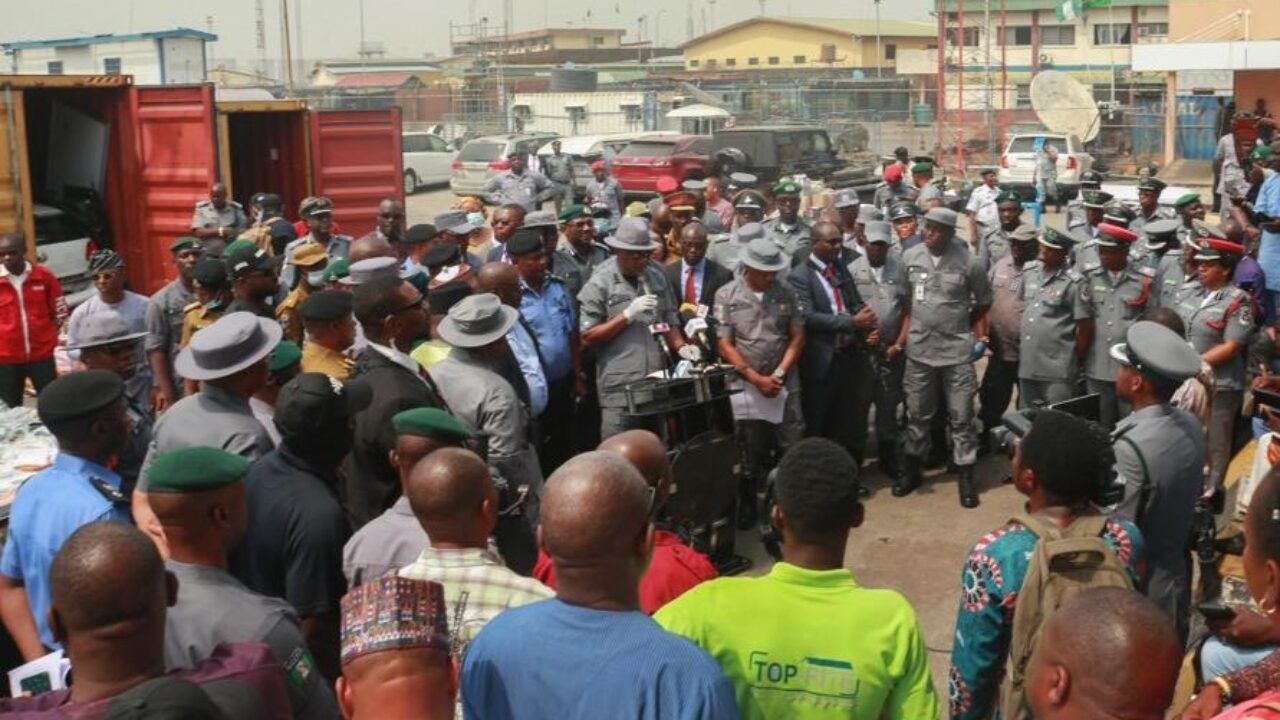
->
[33,204,95,307]
[450,132,559,198]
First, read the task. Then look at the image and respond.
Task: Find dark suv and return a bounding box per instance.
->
[710,126,848,185]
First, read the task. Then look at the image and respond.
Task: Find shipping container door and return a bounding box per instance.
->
[309,108,403,238]
[0,88,35,252]
[130,85,216,293]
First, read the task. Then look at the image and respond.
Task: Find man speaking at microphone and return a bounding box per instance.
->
[580,217,702,439]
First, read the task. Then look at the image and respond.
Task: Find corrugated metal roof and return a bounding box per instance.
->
[333,72,418,88]
[2,27,216,51]
[939,0,1164,10]
[679,16,937,49]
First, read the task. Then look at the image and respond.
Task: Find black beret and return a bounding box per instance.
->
[37,370,124,425]
[299,290,354,322]
[404,223,438,244]
[190,259,229,290]
[428,280,472,315]
[506,228,544,257]
[422,243,461,269]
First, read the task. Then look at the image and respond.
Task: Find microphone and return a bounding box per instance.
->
[684,317,711,359]
[640,275,674,375]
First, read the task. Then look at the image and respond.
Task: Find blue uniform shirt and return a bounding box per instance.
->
[519,277,576,383]
[0,454,130,649]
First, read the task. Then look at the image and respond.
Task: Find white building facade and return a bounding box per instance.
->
[3,29,216,85]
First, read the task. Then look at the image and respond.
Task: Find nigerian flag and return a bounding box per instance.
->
[1056,0,1109,21]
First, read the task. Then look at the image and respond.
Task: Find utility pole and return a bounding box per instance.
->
[295,0,304,86]
[875,0,883,78]
[686,0,694,41]
[280,0,294,95]
[758,0,766,17]
[254,0,267,80]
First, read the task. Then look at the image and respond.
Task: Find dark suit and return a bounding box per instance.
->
[345,349,445,528]
[664,259,733,311]
[787,255,875,463]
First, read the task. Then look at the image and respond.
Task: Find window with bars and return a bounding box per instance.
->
[1039,25,1076,46]
[47,61,63,74]
[1093,23,1132,45]
[103,57,121,75]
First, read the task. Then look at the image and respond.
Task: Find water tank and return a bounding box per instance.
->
[551,68,598,92]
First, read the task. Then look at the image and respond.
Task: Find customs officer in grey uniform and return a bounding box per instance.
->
[872,163,915,215]
[890,202,925,254]
[849,221,909,479]
[484,152,555,213]
[151,447,340,720]
[1069,189,1111,269]
[1130,176,1175,237]
[897,208,992,508]
[977,191,1026,270]
[1018,227,1094,409]
[542,140,576,212]
[1140,218,1186,308]
[762,179,812,256]
[190,182,248,258]
[134,312,280,554]
[708,221,766,275]
[145,236,204,412]
[1082,222,1157,427]
[714,238,805,526]
[911,161,944,211]
[1064,170,1103,231]
[579,218,700,439]
[977,226,1039,446]
[585,161,626,225]
[1174,192,1208,249]
[283,198,353,290]
[1176,234,1253,497]
[431,293,545,559]
[1110,321,1207,642]
[557,204,612,283]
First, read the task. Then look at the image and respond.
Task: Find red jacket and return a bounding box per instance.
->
[533,529,718,614]
[0,264,66,364]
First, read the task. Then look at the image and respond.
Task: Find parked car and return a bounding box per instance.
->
[536,132,674,199]
[610,135,712,197]
[997,132,1094,202]
[33,203,95,307]
[449,132,560,198]
[709,126,847,186]
[402,132,456,194]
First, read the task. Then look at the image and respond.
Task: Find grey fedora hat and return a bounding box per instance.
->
[174,312,283,381]
[604,217,660,252]
[340,256,403,286]
[66,313,148,351]
[523,210,558,229]
[740,238,789,272]
[438,293,519,348]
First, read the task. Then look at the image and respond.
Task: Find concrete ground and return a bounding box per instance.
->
[404,183,1218,702]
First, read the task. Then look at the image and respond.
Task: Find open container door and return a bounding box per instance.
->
[308,108,403,238]
[216,99,310,218]
[0,87,34,255]
[130,84,216,293]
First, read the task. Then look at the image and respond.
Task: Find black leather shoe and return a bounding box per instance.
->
[958,465,980,509]
[892,454,923,497]
[878,441,900,479]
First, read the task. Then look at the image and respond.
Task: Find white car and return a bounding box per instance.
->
[536,133,675,199]
[997,132,1094,202]
[449,133,560,198]
[33,204,95,307]
[401,132,456,195]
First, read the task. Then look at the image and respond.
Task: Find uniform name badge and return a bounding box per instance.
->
[915,282,926,302]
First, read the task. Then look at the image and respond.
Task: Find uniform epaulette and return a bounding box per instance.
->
[195,200,212,207]
[1024,259,1043,269]
[183,301,202,312]
[1065,268,1084,281]
[228,200,243,208]
[1079,263,1100,274]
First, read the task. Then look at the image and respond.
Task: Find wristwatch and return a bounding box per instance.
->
[771,368,786,380]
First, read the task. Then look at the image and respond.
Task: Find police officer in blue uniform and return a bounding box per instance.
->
[0,371,132,658]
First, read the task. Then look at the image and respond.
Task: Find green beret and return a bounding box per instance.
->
[325,258,351,281]
[269,340,302,373]
[772,179,802,196]
[910,162,933,174]
[221,239,256,259]
[147,447,251,493]
[1252,145,1273,161]
[169,236,201,253]
[996,190,1022,204]
[1174,193,1201,209]
[557,204,589,222]
[391,407,475,441]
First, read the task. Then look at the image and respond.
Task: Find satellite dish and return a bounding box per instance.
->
[1030,71,1101,143]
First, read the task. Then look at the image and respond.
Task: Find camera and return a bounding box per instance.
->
[990,394,1123,507]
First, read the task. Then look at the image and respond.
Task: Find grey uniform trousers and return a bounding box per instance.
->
[904,358,979,466]
[1018,378,1075,409]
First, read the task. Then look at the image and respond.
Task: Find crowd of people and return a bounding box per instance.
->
[0,132,1280,719]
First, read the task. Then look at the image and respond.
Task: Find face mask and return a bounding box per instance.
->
[594,219,610,235]
[204,297,227,312]
[307,270,328,287]
[467,212,485,227]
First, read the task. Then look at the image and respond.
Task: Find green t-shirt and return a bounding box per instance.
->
[655,562,938,720]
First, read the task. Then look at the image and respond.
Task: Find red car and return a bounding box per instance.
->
[610,134,712,197]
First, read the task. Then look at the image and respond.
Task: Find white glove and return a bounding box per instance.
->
[623,294,659,322]
[678,344,703,362]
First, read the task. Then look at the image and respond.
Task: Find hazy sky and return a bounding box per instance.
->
[3,0,934,67]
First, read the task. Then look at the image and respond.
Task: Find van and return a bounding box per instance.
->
[1,75,405,294]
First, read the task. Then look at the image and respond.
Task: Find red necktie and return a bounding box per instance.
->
[824,265,845,312]
[684,266,697,305]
